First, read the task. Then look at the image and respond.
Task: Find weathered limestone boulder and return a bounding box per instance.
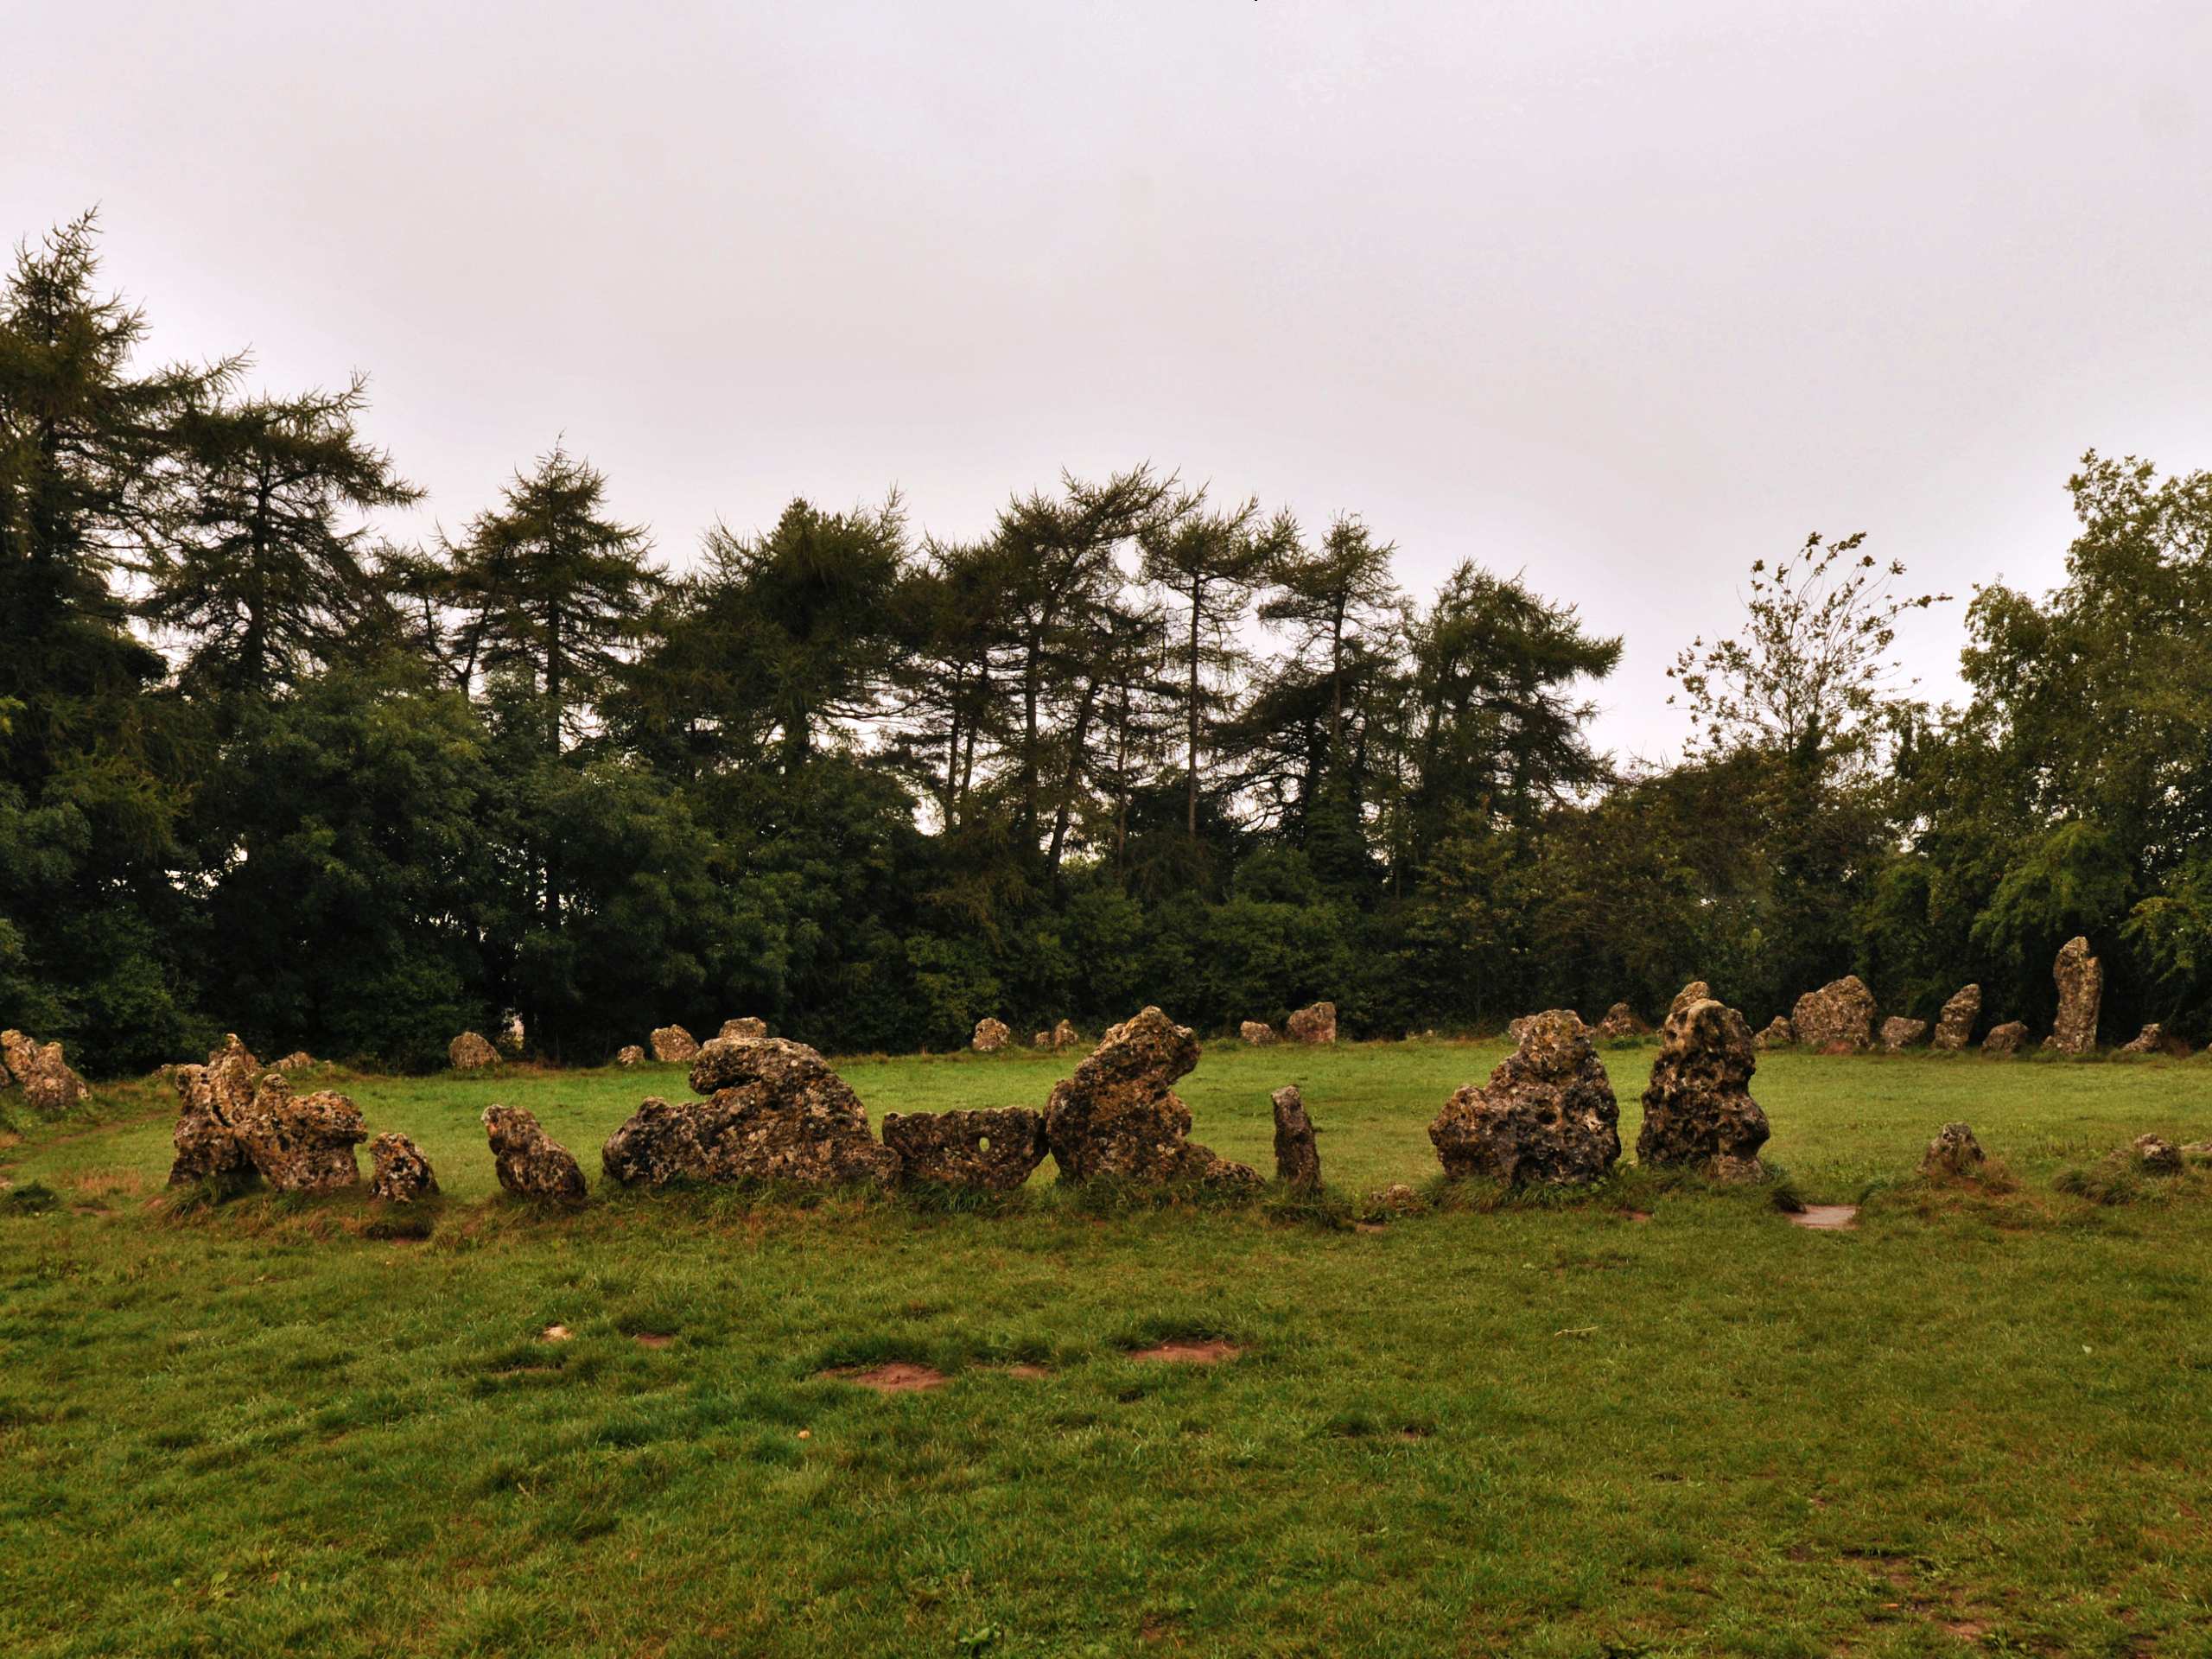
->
[600,1037,899,1189]
[2133,1134,2182,1175]
[650,1025,700,1064]
[1791,976,1877,1054]
[2047,936,2102,1054]
[1032,1030,1052,1049]
[168,1035,263,1189]
[1287,1001,1338,1045]
[232,1074,366,1193]
[368,1131,438,1202]
[1981,1020,2029,1057]
[1596,1002,1649,1039]
[615,1045,645,1067]
[2118,1023,2190,1058]
[1668,982,1713,1020]
[1272,1084,1320,1188]
[1923,1122,1985,1179]
[1430,1010,1619,1186]
[719,1017,767,1043]
[483,1105,587,1204]
[1880,1016,1929,1052]
[1051,1019,1080,1050]
[880,1108,1046,1191]
[1932,984,1981,1052]
[1636,995,1770,1181]
[971,1018,1011,1052]
[1240,1020,1278,1046]
[272,1051,316,1073]
[1752,1016,1796,1050]
[1042,1007,1260,1190]
[448,1031,499,1070]
[0,1029,87,1117]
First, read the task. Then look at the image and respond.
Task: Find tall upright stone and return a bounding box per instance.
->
[1271,1085,1321,1188]
[2047,937,2102,1054]
[1931,984,1980,1052]
[1042,1007,1258,1189]
[168,1035,264,1190]
[1637,995,1770,1181]
[1429,1009,1619,1185]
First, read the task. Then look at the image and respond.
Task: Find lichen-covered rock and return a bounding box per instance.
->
[1366,1181,1426,1217]
[2118,1023,2190,1058]
[1637,995,1770,1181]
[1,1029,87,1117]
[1239,1020,1278,1046]
[1430,1010,1619,1186]
[2133,1134,2182,1175]
[368,1131,438,1202]
[650,1025,699,1064]
[232,1074,365,1193]
[599,1037,899,1189]
[2049,936,2102,1054]
[167,1035,263,1190]
[719,1017,767,1043]
[483,1105,587,1204]
[615,1045,645,1066]
[1791,976,1876,1054]
[1668,982,1713,1020]
[880,1107,1046,1191]
[1752,1016,1796,1050]
[448,1031,498,1070]
[1032,1030,1052,1049]
[1043,1007,1260,1190]
[1051,1019,1080,1050]
[1923,1122,1985,1179]
[272,1051,316,1073]
[1932,984,1980,1052]
[971,1018,1011,1052]
[1596,1002,1649,1039]
[1981,1020,2029,1057]
[1880,1016,1929,1052]
[1287,1001,1338,1045]
[1272,1084,1320,1188]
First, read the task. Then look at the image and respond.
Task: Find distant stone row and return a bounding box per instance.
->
[975,1001,1338,1052]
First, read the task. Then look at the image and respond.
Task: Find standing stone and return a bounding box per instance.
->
[1430,1009,1620,1186]
[167,1035,264,1190]
[1923,1122,1985,1179]
[1032,1031,1052,1049]
[1636,995,1770,1181]
[0,1030,88,1117]
[1240,1020,1278,1046]
[719,1017,768,1043]
[1596,1002,1649,1039]
[650,1025,700,1064]
[880,1108,1046,1191]
[1932,984,1981,1052]
[368,1131,439,1202]
[2047,937,2102,1054]
[1272,1084,1321,1188]
[1981,1020,2029,1057]
[483,1105,588,1205]
[232,1074,365,1193]
[2118,1023,2190,1058]
[448,1031,499,1070]
[1051,1019,1080,1050]
[971,1018,1011,1052]
[1286,1001,1338,1045]
[499,1013,525,1055]
[614,1045,645,1067]
[1790,977,1877,1054]
[1042,1007,1259,1190]
[1752,1017,1796,1050]
[1879,1017,1929,1052]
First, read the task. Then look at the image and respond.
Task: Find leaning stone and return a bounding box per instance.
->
[1240,1020,1278,1046]
[484,1105,587,1204]
[1595,1002,1649,1039]
[368,1131,438,1202]
[614,1045,645,1067]
[880,1108,1046,1191]
[1637,995,1770,1181]
[1043,1007,1260,1190]
[650,1025,699,1064]
[1287,1001,1338,1045]
[1923,1122,1985,1179]
[719,1017,767,1043]
[2118,1023,2189,1058]
[232,1074,365,1193]
[1431,1010,1619,1185]
[1272,1084,1321,1188]
[1752,1016,1796,1050]
[1879,1017,1929,1052]
[1,1029,88,1117]
[971,1018,1011,1052]
[2133,1134,2182,1175]
[167,1035,263,1190]
[2048,936,2102,1054]
[1981,1020,2029,1057]
[1932,984,1981,1052]
[1791,976,1877,1054]
[448,1031,499,1070]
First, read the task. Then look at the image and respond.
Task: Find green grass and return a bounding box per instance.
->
[3,1039,2211,1657]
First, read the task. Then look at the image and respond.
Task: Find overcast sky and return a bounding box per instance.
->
[10,1,2209,761]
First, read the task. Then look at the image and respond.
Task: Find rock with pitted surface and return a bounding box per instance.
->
[1596,1001,1649,1039]
[1923,1122,1985,1179]
[449,1031,498,1070]
[1637,995,1770,1181]
[273,1051,316,1073]
[650,1025,700,1064]
[2118,1023,2190,1058]
[1753,1016,1796,1050]
[2048,937,2102,1054]
[232,1073,365,1193]
[1043,1007,1261,1190]
[599,1036,899,1189]
[1932,985,1980,1052]
[1668,982,1713,1021]
[971,1018,1011,1052]
[1981,1020,2029,1057]
[1,1029,87,1118]
[369,1131,438,1202]
[1272,1084,1321,1187]
[1051,1019,1080,1050]
[615,1045,645,1067]
[484,1105,587,1204]
[720,1017,768,1043]
[1791,976,1876,1054]
[2133,1134,2182,1175]
[167,1035,264,1189]
[1032,1030,1052,1049]
[1287,1001,1338,1045]
[880,1107,1046,1191]
[1430,1010,1620,1186]
[1880,1016,1929,1052]
[1241,1020,1277,1046]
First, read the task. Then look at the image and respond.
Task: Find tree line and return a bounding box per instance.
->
[6,216,2208,1074]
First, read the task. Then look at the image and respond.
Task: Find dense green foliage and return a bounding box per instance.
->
[7,216,2211,1072]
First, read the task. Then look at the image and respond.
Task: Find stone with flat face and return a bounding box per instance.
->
[1880,1017,1928,1052]
[650,1025,699,1064]
[232,1074,365,1193]
[881,1107,1046,1191]
[1791,976,1876,1053]
[1932,985,1980,1052]
[1287,1001,1337,1045]
[719,1017,767,1043]
[448,1031,498,1070]
[1240,1020,1277,1046]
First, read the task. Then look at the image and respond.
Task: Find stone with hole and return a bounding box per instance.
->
[483,1104,588,1205]
[232,1073,366,1193]
[1430,1009,1619,1186]
[1043,1007,1260,1191]
[1637,990,1770,1181]
[880,1107,1046,1191]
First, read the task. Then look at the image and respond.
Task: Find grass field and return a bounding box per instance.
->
[3,1038,2210,1657]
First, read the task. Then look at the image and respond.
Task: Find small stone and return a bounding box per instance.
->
[1042,1007,1260,1190]
[1240,1020,1278,1046]
[2118,1023,2189,1058]
[1981,1020,2029,1057]
[499,1014,526,1055]
[1791,976,1877,1054]
[1032,1030,1052,1049]
[483,1105,588,1205]
[1,1029,88,1117]
[1923,1122,1985,1179]
[649,1025,699,1064]
[1753,1016,1796,1050]
[2049,937,2102,1054]
[1431,1011,1619,1185]
[1637,994,1770,1181]
[1879,1017,1929,1052]
[1272,1085,1321,1188]
[448,1031,499,1070]
[2133,1134,2182,1175]
[272,1051,317,1073]
[1932,984,1981,1052]
[1367,1181,1425,1217]
[614,1045,645,1067]
[1287,1001,1338,1045]
[971,1018,1011,1052]
[719,1017,767,1043]
[880,1108,1046,1191]
[1595,1002,1649,1039]
[368,1131,438,1202]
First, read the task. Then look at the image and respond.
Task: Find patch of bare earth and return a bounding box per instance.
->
[824,1362,949,1393]
[1790,1204,1859,1230]
[1130,1338,1243,1364]
[632,1332,674,1349]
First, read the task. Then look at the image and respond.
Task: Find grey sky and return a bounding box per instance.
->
[10,0,2209,761]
